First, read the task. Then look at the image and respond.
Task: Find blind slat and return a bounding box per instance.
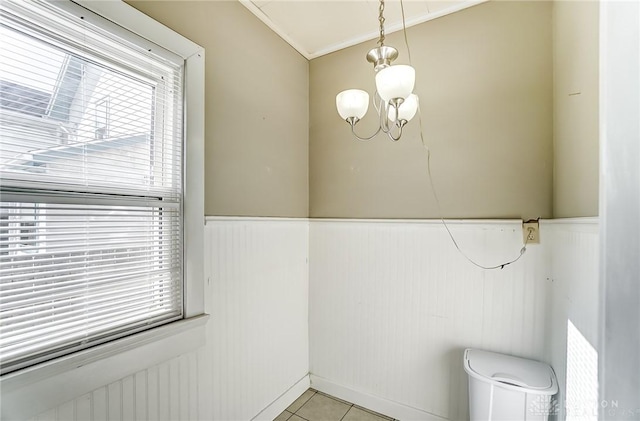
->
[1,296,181,344]
[1,291,180,335]
[0,247,176,268]
[2,307,182,359]
[1,280,182,331]
[1,258,181,289]
[1,280,181,322]
[1,296,182,348]
[2,257,180,294]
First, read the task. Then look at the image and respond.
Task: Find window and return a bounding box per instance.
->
[0,0,188,374]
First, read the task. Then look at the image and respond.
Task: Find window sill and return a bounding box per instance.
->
[0,314,209,421]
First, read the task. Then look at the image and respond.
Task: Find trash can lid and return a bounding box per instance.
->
[464,349,557,393]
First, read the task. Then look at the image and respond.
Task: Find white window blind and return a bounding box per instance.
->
[0,0,184,374]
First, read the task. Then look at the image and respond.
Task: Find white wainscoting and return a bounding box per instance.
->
[542,219,599,420]
[205,217,310,421]
[309,220,549,421]
[28,349,210,421]
[26,217,310,421]
[22,217,598,421]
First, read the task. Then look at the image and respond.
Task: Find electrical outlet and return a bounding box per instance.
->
[523,221,540,244]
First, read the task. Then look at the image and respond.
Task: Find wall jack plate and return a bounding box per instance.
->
[523,220,540,244]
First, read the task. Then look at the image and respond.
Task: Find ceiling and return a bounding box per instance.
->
[239,0,488,59]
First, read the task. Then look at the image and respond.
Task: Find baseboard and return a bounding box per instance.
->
[252,374,311,421]
[309,375,448,421]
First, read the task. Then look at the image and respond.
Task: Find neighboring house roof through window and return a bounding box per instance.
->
[0,80,51,118]
[0,26,84,123]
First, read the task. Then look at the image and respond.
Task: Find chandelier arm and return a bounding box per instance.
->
[389,100,400,126]
[350,122,382,141]
[386,123,403,142]
[373,91,382,115]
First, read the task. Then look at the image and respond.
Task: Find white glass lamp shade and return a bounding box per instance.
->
[375,65,415,101]
[388,94,419,122]
[336,89,370,120]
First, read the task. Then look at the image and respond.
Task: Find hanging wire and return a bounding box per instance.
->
[399,0,529,270]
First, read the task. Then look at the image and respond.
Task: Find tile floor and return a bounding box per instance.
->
[274,389,398,421]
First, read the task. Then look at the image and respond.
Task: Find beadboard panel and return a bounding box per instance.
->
[205,217,310,420]
[23,218,598,421]
[542,220,599,420]
[27,218,310,421]
[28,349,209,421]
[309,220,548,421]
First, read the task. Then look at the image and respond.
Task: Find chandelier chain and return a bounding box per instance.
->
[377,0,386,46]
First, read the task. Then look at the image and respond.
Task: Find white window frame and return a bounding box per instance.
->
[0,2,206,419]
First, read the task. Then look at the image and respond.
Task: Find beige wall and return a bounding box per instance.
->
[127,0,309,217]
[125,1,596,220]
[552,1,599,217]
[310,1,553,219]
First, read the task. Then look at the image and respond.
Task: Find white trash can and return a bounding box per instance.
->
[464,349,558,421]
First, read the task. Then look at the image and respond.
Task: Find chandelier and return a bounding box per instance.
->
[335,0,418,142]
